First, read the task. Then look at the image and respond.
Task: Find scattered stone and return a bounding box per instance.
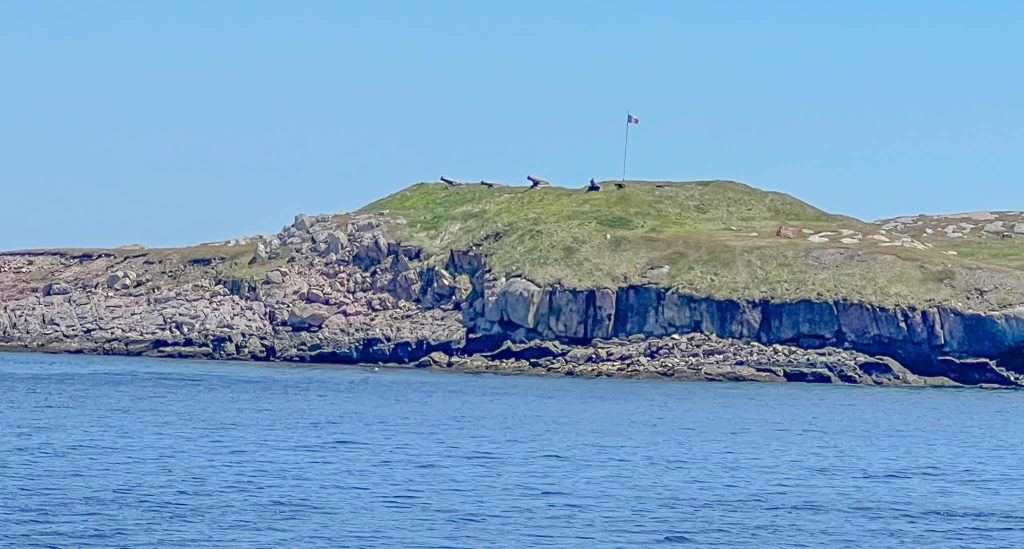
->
[292,214,314,232]
[42,282,72,296]
[414,351,450,368]
[250,242,268,264]
[353,234,390,269]
[306,288,326,304]
[211,285,231,298]
[984,221,1006,233]
[287,305,328,330]
[644,265,670,278]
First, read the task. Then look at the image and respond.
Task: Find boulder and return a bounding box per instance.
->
[42,282,72,296]
[250,242,268,264]
[856,356,908,379]
[105,273,123,288]
[210,285,231,298]
[268,240,282,260]
[394,271,420,302]
[776,226,796,239]
[419,267,456,307]
[265,271,284,285]
[782,368,835,383]
[287,305,329,330]
[353,234,390,269]
[644,265,670,278]
[306,288,326,304]
[983,221,1006,233]
[326,231,349,255]
[414,351,450,368]
[292,214,314,232]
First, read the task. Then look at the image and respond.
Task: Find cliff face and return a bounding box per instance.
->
[447,251,1024,385]
[0,212,465,365]
[4,203,1024,387]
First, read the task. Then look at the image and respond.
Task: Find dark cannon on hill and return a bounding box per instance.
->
[527,175,550,189]
[614,182,626,189]
[440,176,464,188]
[587,178,601,192]
[480,181,509,188]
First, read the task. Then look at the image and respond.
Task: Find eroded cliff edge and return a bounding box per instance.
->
[6,178,1024,387]
[0,206,1019,387]
[455,255,1024,386]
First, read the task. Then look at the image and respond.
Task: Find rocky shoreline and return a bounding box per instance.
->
[2,209,1023,387]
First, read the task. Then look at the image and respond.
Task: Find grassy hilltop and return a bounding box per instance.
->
[363,180,1024,309]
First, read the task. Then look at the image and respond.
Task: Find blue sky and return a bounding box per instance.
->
[1,1,1021,249]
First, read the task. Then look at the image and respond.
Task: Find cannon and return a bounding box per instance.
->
[480,181,508,188]
[440,176,464,188]
[587,178,601,192]
[527,175,550,188]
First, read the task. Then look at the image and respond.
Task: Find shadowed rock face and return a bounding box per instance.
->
[445,251,1024,385]
[5,206,1024,386]
[0,212,466,366]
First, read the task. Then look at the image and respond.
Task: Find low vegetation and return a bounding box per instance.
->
[364,180,1024,309]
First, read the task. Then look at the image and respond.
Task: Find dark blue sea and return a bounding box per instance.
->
[1,352,1023,547]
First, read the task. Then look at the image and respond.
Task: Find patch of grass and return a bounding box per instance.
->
[363,180,1024,308]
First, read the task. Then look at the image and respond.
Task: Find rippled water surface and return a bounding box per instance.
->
[2,352,1024,547]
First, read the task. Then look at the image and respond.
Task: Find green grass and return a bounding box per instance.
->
[362,180,1024,308]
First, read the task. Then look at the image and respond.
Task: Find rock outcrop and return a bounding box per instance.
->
[4,206,1024,387]
[445,252,1024,386]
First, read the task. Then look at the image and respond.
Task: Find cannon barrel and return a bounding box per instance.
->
[527,175,550,187]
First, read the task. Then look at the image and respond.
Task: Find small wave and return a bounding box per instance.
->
[661,534,697,543]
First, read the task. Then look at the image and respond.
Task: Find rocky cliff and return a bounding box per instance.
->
[4,179,1024,387]
[457,262,1024,385]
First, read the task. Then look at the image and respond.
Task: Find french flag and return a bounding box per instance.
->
[627,113,639,124]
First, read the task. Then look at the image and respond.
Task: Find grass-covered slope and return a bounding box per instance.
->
[363,180,1024,309]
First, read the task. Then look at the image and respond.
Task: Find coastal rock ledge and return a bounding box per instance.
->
[458,272,1024,386]
[2,203,1024,387]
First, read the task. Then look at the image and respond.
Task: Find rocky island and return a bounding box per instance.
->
[4,179,1024,387]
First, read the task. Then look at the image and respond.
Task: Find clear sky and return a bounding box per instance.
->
[1,1,1021,250]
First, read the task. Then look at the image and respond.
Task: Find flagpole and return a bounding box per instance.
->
[622,110,630,183]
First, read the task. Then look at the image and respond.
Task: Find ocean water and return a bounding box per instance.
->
[1,353,1023,548]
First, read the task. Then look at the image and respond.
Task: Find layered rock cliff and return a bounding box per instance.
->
[455,261,1024,385]
[4,179,1024,387]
